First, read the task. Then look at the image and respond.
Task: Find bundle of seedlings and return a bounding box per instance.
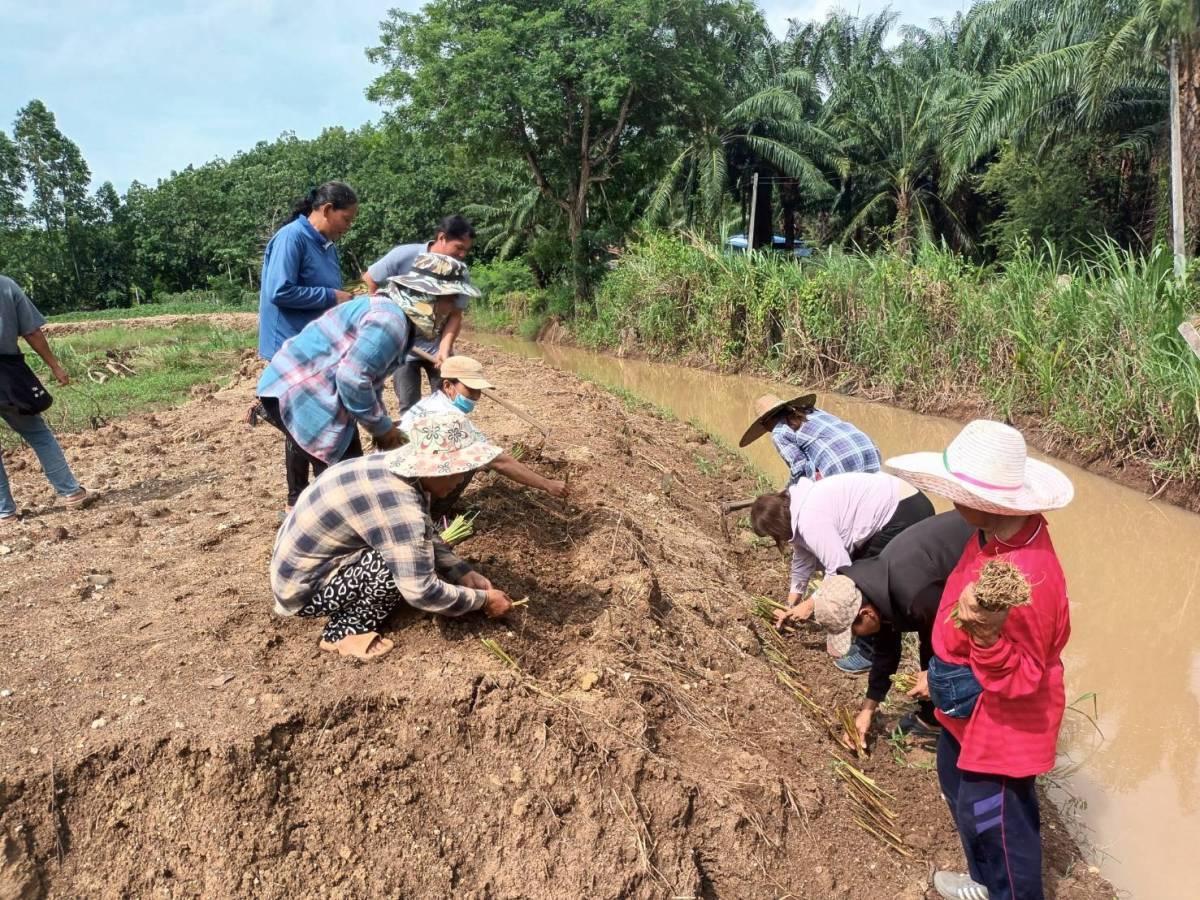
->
[948,559,1031,627]
[440,512,477,545]
[889,672,917,694]
[833,760,911,856]
[836,707,868,760]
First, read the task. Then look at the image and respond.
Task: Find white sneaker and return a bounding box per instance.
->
[934,871,989,900]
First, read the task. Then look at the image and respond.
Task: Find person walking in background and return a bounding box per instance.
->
[0,275,89,521]
[360,215,477,414]
[886,420,1075,900]
[254,181,358,504]
[740,392,881,484]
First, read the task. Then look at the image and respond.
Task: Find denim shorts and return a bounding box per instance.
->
[928,656,983,719]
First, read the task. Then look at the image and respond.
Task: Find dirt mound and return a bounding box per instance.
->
[42,312,258,336]
[0,343,1111,898]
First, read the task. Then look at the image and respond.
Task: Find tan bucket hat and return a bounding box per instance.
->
[387,412,501,478]
[812,574,864,657]
[439,355,494,390]
[739,392,818,448]
[886,420,1073,515]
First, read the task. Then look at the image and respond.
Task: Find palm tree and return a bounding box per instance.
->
[645,45,837,243]
[954,0,1197,257]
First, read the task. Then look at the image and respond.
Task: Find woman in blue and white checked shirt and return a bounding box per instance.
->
[740,392,881,485]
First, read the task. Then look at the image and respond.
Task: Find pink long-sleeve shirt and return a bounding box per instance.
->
[932,514,1071,778]
[787,472,904,595]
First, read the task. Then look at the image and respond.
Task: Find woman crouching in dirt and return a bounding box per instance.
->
[255,252,475,510]
[750,470,934,673]
[886,420,1074,900]
[270,412,514,660]
[399,354,569,518]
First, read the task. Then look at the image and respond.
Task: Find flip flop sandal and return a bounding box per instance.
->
[319,632,394,661]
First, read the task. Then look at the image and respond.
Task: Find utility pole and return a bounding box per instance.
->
[747,171,759,251]
[1170,39,1186,280]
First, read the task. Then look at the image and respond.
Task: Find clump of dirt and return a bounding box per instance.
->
[0,341,1112,898]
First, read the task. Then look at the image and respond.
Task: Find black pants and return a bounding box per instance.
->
[849,491,935,660]
[299,549,402,643]
[937,731,1044,900]
[258,396,363,506]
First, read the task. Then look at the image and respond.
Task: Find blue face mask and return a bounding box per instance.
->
[452,394,476,414]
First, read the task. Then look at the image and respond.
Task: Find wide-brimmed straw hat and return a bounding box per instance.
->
[388,252,481,298]
[812,574,864,658]
[387,412,500,478]
[739,392,818,447]
[439,355,494,390]
[886,419,1073,515]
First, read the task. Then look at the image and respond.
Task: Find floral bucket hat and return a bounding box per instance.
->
[386,412,501,478]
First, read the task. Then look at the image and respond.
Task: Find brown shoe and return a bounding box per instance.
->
[63,488,92,509]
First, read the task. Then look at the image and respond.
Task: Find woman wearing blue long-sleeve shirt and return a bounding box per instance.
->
[257,181,358,359]
[255,181,357,506]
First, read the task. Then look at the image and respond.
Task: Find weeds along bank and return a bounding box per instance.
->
[479,235,1200,496]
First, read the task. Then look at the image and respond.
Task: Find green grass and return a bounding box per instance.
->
[6,322,255,446]
[48,298,256,322]
[573,232,1200,481]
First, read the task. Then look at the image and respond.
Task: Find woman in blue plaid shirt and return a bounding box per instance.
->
[740,392,881,485]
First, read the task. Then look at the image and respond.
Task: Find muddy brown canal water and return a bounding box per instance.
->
[474,333,1200,899]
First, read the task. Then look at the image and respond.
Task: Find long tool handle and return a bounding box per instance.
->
[410,348,549,437]
[720,498,756,515]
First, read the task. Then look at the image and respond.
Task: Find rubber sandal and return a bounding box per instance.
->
[319,632,394,661]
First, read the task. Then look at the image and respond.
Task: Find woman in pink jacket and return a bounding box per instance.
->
[887,420,1074,900]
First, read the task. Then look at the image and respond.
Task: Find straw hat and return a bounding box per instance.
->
[885,420,1073,515]
[812,575,864,658]
[439,355,494,390]
[388,252,481,298]
[387,412,501,478]
[739,392,818,448]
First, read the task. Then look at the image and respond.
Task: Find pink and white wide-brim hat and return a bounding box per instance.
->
[886,420,1074,515]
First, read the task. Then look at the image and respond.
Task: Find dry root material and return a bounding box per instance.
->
[974,559,1032,611]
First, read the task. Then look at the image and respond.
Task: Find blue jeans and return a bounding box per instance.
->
[928,655,984,719]
[0,409,82,516]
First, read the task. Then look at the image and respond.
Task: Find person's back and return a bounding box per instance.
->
[774,408,881,483]
[258,296,412,463]
[257,215,343,358]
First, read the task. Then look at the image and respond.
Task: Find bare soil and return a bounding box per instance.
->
[0,338,1112,899]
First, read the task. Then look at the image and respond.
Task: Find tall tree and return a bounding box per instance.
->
[367,0,764,307]
[0,130,24,228]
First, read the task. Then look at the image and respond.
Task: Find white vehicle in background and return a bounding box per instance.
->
[726,233,814,258]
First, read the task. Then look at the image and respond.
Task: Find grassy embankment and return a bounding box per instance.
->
[3,322,254,447]
[476,234,1200,484]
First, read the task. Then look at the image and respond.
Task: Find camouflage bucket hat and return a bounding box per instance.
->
[388,252,481,298]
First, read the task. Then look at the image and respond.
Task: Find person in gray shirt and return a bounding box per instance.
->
[361,215,476,414]
[0,275,89,521]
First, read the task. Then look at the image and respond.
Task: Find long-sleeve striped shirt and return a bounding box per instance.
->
[270,454,485,617]
[771,410,881,484]
[257,296,413,463]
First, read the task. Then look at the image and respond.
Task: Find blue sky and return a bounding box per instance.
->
[1,1,969,193]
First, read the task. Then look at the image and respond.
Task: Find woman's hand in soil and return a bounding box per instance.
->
[845,707,873,753]
[482,589,513,618]
[372,426,405,451]
[50,362,70,386]
[906,669,930,700]
[460,571,493,591]
[954,582,1007,647]
[545,479,569,499]
[773,596,814,631]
